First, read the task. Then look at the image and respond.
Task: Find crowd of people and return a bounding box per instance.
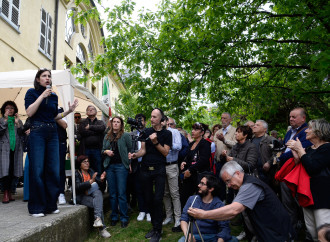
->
[0,69,329,242]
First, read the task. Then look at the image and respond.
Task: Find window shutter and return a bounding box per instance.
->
[1,0,10,18]
[47,14,52,55]
[11,0,19,26]
[39,8,47,51]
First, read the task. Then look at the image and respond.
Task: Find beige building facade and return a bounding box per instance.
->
[0,0,124,115]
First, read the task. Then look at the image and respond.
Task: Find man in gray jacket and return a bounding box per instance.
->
[251,120,276,189]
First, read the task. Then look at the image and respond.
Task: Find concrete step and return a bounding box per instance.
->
[0,188,109,242]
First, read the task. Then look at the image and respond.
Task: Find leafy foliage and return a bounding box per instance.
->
[73,0,329,132]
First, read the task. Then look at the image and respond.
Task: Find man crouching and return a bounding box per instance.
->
[188,161,294,242]
[180,174,236,242]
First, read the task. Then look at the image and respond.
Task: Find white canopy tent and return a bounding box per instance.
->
[0,69,109,204]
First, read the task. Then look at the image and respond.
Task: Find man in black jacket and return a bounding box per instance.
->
[188,161,294,242]
[78,105,105,176]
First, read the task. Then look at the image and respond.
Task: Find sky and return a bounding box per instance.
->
[96,0,161,28]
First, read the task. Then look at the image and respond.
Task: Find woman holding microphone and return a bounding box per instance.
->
[24,68,78,217]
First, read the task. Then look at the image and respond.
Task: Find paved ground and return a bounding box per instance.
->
[0,188,86,242]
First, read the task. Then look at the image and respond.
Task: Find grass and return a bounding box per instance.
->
[85,208,250,242]
[85,210,183,241]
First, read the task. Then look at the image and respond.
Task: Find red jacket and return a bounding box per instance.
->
[275,158,314,207]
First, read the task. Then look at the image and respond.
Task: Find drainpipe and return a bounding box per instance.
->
[52,0,59,70]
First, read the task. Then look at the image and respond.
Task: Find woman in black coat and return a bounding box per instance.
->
[75,155,110,238]
[180,122,211,206]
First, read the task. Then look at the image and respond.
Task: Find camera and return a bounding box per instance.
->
[270,139,285,152]
[127,117,144,131]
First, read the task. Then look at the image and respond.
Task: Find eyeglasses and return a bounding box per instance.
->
[82,160,89,164]
[168,123,174,126]
[74,116,81,119]
[199,181,207,186]
[224,173,236,185]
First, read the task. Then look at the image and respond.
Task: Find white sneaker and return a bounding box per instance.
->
[146,213,151,222]
[137,212,146,221]
[51,209,60,214]
[100,228,111,238]
[162,217,173,225]
[236,231,246,240]
[30,213,45,217]
[174,219,181,228]
[58,193,66,205]
[93,217,103,227]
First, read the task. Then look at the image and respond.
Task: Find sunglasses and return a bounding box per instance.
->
[74,116,81,119]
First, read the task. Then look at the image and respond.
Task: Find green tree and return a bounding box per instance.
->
[74,0,329,131]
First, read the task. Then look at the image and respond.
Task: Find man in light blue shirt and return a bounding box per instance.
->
[163,116,182,231]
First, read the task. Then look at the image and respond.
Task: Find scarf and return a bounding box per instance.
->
[7,116,16,151]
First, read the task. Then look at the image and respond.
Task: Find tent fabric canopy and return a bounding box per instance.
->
[0,69,108,204]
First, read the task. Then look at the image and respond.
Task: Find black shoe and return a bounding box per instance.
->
[110,220,118,226]
[145,229,156,239]
[121,221,129,228]
[172,225,182,232]
[150,231,161,242]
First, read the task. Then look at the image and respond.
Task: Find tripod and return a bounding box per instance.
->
[184,216,204,242]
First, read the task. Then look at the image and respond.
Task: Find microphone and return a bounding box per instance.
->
[46,85,51,104]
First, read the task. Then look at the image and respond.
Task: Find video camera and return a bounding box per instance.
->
[127,117,144,131]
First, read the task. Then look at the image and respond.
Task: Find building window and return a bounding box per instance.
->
[0,0,20,31]
[92,84,96,95]
[80,24,86,38]
[76,44,86,64]
[76,44,89,86]
[88,39,94,60]
[65,9,75,44]
[39,8,52,58]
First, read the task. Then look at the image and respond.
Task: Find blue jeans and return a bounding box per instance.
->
[23,155,29,201]
[106,163,129,222]
[85,148,102,176]
[28,122,59,214]
[178,235,238,242]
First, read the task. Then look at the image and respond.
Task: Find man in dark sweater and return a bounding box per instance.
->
[78,105,105,176]
[188,161,294,242]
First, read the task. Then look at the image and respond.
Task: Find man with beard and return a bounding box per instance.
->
[179,174,233,242]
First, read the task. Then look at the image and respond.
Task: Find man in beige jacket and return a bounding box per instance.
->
[213,112,237,201]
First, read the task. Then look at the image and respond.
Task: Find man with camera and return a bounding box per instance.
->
[128,113,151,222]
[180,174,233,242]
[129,108,172,242]
[188,161,294,242]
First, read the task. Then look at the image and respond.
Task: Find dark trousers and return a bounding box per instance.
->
[140,165,166,232]
[59,141,67,194]
[28,122,59,214]
[134,164,148,213]
[85,148,102,177]
[1,151,15,190]
[179,174,197,207]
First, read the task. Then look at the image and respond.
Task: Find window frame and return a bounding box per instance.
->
[38,7,52,60]
[0,0,21,32]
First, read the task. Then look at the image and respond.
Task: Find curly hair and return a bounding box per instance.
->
[1,100,18,117]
